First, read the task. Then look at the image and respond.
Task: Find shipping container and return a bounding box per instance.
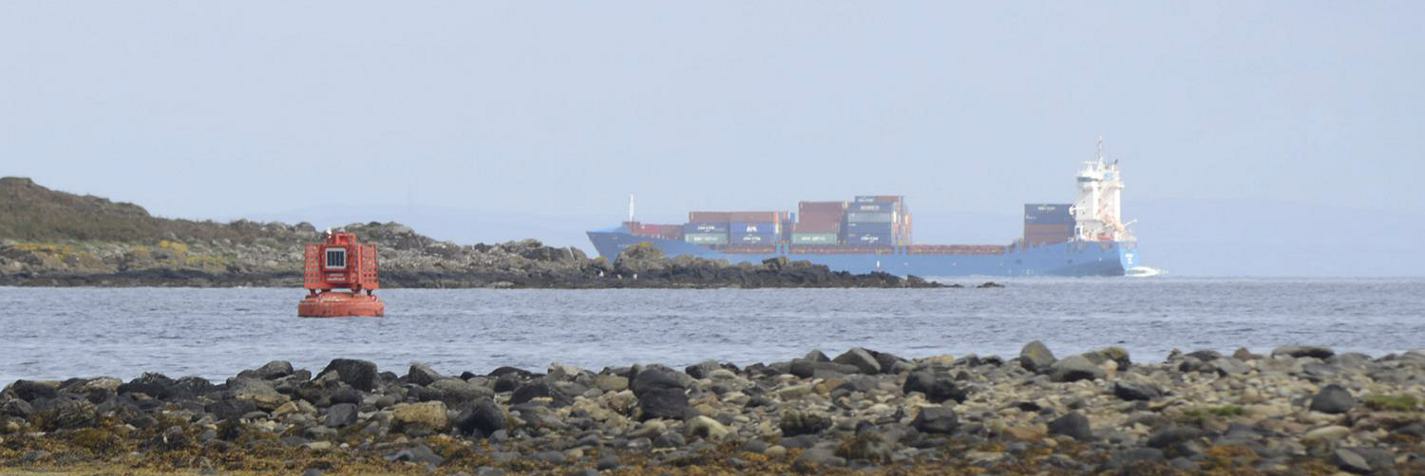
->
[728,211,785,223]
[798,201,847,213]
[792,222,840,233]
[729,221,779,235]
[730,233,776,244]
[1024,204,1075,225]
[684,233,729,245]
[847,211,895,223]
[798,213,844,225]
[847,202,899,213]
[790,232,839,245]
[684,222,729,234]
[688,211,732,223]
[846,221,895,232]
[847,232,894,245]
[854,195,903,204]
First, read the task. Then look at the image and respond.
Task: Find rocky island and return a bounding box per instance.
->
[2,343,1423,475]
[0,177,940,289]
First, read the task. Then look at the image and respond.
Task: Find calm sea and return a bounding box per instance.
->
[2,278,1421,383]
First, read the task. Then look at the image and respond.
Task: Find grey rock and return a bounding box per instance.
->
[654,430,686,448]
[1272,345,1335,359]
[1048,412,1092,441]
[1332,448,1372,474]
[1049,355,1105,382]
[804,349,831,362]
[793,446,846,471]
[456,399,507,436]
[206,399,257,421]
[531,450,567,465]
[241,361,294,380]
[317,359,379,391]
[43,398,96,429]
[832,348,882,374]
[1019,340,1057,372]
[637,387,690,421]
[1310,384,1356,414]
[781,411,833,436]
[324,403,358,428]
[902,370,966,403]
[911,406,958,434]
[629,365,688,395]
[385,444,444,466]
[596,454,620,471]
[684,360,724,379]
[1147,425,1202,449]
[407,363,443,386]
[8,380,58,401]
[430,378,493,406]
[1112,381,1162,401]
[1209,357,1251,376]
[788,360,860,379]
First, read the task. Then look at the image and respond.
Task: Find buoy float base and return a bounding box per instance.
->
[298,292,385,318]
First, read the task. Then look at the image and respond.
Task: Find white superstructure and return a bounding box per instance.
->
[1071,139,1134,242]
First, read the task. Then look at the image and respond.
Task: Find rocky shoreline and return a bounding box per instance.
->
[3,343,1423,475]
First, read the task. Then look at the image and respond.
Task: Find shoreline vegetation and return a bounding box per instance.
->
[3,343,1423,474]
[0,177,943,289]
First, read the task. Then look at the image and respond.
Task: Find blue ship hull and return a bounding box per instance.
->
[588,226,1139,277]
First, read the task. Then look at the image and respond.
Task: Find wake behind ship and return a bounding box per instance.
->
[589,147,1140,277]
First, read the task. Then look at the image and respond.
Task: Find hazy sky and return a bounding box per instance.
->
[3,2,1422,274]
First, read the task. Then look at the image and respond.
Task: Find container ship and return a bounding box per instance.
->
[588,148,1140,277]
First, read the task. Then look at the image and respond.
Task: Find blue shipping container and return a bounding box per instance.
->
[1024,204,1074,225]
[729,221,778,234]
[845,221,895,233]
[847,202,898,213]
[685,222,729,233]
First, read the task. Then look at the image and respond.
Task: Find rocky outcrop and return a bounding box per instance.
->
[2,344,1423,474]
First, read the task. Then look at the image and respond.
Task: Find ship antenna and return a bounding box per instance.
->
[1097,136,1106,163]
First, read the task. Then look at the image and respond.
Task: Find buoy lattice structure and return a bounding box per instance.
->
[298,231,385,317]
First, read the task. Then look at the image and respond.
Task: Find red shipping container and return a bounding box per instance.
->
[688,211,732,223]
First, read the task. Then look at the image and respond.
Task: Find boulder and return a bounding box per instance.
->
[324,403,358,428]
[238,361,294,380]
[911,406,958,434]
[1309,384,1356,414]
[1049,355,1106,382]
[1272,345,1335,360]
[1019,341,1056,372]
[317,359,379,391]
[391,401,449,433]
[230,379,289,411]
[1112,381,1162,401]
[788,360,860,379]
[686,415,730,440]
[781,410,833,436]
[455,399,507,437]
[429,378,493,406]
[1332,448,1372,474]
[637,387,690,421]
[1048,412,1092,441]
[41,398,96,429]
[7,380,58,402]
[1146,425,1202,449]
[832,348,882,374]
[629,365,689,396]
[407,363,443,386]
[902,370,967,403]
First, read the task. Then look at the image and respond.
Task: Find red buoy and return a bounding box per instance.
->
[298,231,385,317]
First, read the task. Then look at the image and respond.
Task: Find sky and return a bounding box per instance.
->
[2,2,1422,276]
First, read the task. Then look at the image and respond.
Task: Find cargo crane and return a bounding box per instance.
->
[297,231,385,317]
